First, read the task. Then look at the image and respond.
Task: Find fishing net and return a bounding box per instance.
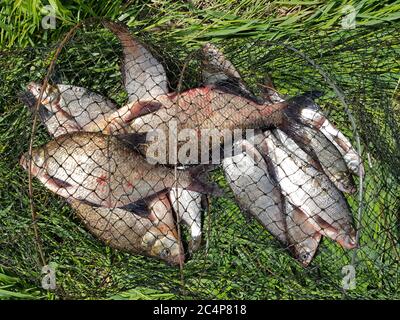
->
[0,19,399,299]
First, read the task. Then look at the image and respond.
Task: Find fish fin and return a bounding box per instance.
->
[212,80,261,104]
[258,75,286,103]
[115,132,149,149]
[286,91,323,115]
[200,194,209,212]
[107,100,163,125]
[119,199,151,216]
[187,165,225,197]
[50,176,72,189]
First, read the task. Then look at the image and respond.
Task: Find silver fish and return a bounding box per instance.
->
[19,132,221,210]
[169,188,205,253]
[274,127,356,194]
[285,200,321,267]
[286,95,364,177]
[222,137,287,244]
[260,131,357,249]
[69,196,184,266]
[103,21,169,102]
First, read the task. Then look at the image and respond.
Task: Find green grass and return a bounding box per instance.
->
[0,1,399,300]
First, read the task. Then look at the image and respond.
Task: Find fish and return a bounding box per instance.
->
[21,82,118,137]
[285,200,321,267]
[19,131,222,210]
[285,94,364,177]
[222,137,287,244]
[102,21,169,102]
[258,76,286,104]
[169,188,205,253]
[22,83,206,250]
[69,197,184,266]
[259,131,357,249]
[273,127,356,194]
[201,43,261,103]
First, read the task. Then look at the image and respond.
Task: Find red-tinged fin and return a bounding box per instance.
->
[200,194,209,212]
[119,201,151,216]
[108,100,163,125]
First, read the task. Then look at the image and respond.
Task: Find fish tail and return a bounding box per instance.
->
[187,165,225,197]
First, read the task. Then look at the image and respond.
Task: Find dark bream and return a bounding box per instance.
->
[259,131,357,250]
[19,132,222,210]
[69,195,184,266]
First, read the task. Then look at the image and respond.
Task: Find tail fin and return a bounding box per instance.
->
[187,165,225,197]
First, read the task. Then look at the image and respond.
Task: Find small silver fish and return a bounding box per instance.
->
[285,200,321,267]
[260,131,357,249]
[274,128,356,194]
[103,21,169,102]
[222,137,287,244]
[286,95,364,177]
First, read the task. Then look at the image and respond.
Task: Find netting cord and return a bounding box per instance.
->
[27,17,104,269]
[173,51,199,293]
[281,44,365,268]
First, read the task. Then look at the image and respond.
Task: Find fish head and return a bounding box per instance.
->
[292,234,321,267]
[144,226,185,266]
[27,82,61,107]
[19,147,48,175]
[336,230,357,249]
[19,140,71,190]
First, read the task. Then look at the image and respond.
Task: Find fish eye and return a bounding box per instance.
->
[301,252,310,261]
[160,248,171,258]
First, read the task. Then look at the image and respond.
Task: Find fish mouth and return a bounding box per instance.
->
[167,253,185,267]
[19,154,28,170]
[336,233,357,249]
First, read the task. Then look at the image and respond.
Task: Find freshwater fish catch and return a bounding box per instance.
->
[21,82,118,137]
[19,132,223,210]
[260,131,357,249]
[69,196,184,266]
[285,93,364,177]
[222,137,287,244]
